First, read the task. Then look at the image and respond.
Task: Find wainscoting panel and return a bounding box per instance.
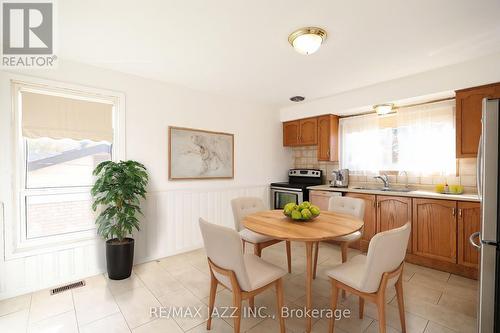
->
[0,184,269,300]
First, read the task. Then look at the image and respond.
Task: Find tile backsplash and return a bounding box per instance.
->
[292,146,477,193]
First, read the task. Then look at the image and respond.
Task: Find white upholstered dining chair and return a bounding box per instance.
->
[328,222,411,333]
[231,197,292,273]
[313,196,365,278]
[199,218,286,333]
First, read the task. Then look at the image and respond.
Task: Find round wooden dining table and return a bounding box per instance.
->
[243,210,364,333]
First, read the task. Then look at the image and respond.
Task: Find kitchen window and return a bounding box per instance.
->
[9,81,124,255]
[339,100,456,175]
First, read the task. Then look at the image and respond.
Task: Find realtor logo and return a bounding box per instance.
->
[2,1,57,67]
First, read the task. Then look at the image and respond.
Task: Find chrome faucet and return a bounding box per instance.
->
[374,174,390,189]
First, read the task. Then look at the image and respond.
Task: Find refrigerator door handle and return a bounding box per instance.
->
[476,134,483,200]
[469,231,481,250]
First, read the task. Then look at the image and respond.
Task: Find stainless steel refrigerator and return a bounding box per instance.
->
[472,98,500,332]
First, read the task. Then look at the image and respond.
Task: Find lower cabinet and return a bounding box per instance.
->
[309,190,339,211]
[377,196,412,253]
[458,201,481,268]
[345,193,376,251]
[412,198,457,263]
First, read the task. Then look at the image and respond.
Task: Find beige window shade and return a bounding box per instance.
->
[22,91,113,142]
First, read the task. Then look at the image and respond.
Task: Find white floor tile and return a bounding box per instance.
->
[28,310,78,333]
[73,286,119,326]
[80,312,131,333]
[114,286,161,329]
[29,289,74,324]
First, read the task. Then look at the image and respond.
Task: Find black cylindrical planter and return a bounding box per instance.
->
[106,238,134,280]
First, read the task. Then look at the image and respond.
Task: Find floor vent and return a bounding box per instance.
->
[51,280,85,295]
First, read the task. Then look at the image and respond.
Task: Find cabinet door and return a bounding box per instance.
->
[317,115,339,161]
[345,193,376,252]
[309,191,333,211]
[458,201,481,268]
[456,83,500,157]
[299,118,318,145]
[377,196,412,253]
[412,199,457,263]
[283,121,300,146]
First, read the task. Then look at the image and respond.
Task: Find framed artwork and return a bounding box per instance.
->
[168,126,234,180]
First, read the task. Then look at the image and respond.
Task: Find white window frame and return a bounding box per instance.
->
[6,77,125,260]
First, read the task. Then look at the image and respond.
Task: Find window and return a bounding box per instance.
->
[11,81,122,252]
[339,100,456,175]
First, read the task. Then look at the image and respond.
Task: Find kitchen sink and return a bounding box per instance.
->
[352,186,413,193]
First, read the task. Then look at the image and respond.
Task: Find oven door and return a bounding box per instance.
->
[270,187,303,210]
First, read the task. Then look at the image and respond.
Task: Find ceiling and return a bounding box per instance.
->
[59,0,500,107]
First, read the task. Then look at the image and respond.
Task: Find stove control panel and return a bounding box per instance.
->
[288,169,322,178]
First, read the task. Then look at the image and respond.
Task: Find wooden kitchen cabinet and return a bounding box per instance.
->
[456,82,500,157]
[317,115,339,161]
[377,195,412,253]
[299,118,317,145]
[283,117,317,146]
[458,201,481,268]
[310,190,337,211]
[283,120,300,146]
[412,199,457,263]
[345,192,376,252]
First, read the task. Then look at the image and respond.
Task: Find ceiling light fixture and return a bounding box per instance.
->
[288,27,327,55]
[290,96,305,102]
[373,103,395,115]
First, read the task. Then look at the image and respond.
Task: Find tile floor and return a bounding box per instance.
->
[0,242,478,333]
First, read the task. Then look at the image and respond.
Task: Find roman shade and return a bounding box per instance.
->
[21,91,113,142]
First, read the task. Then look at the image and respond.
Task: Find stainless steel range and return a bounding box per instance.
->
[270,169,323,209]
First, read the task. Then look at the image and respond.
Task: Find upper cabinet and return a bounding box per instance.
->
[283,118,317,146]
[283,121,300,146]
[317,115,339,161]
[456,82,500,157]
[283,115,338,152]
[299,118,318,145]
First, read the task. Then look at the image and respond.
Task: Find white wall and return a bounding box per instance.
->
[280,52,500,120]
[0,61,292,300]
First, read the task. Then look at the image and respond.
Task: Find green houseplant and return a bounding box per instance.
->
[91,160,149,280]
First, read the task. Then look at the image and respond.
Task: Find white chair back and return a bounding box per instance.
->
[328,196,365,219]
[360,222,411,292]
[198,218,251,290]
[231,197,266,231]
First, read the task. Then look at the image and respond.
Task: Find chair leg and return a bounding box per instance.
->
[376,295,387,333]
[232,293,242,333]
[359,296,364,319]
[275,278,285,333]
[242,240,246,253]
[254,243,262,257]
[340,242,349,298]
[285,241,292,274]
[395,275,406,333]
[207,274,218,330]
[313,242,319,279]
[329,280,339,333]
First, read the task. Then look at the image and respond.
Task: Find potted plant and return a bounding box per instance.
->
[91,160,149,280]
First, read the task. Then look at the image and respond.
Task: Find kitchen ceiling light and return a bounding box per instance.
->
[288,27,327,55]
[290,96,305,102]
[374,103,395,115]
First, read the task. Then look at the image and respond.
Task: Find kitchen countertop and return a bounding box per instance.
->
[307,185,480,202]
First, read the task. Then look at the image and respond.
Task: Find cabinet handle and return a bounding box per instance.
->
[377,201,380,208]
[458,208,462,218]
[452,208,456,216]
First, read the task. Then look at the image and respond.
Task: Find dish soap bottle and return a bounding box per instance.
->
[444,183,449,193]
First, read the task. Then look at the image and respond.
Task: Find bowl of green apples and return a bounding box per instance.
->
[283,201,320,222]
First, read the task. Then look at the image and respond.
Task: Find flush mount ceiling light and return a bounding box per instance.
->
[290,95,305,102]
[373,103,395,115]
[288,27,327,55]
